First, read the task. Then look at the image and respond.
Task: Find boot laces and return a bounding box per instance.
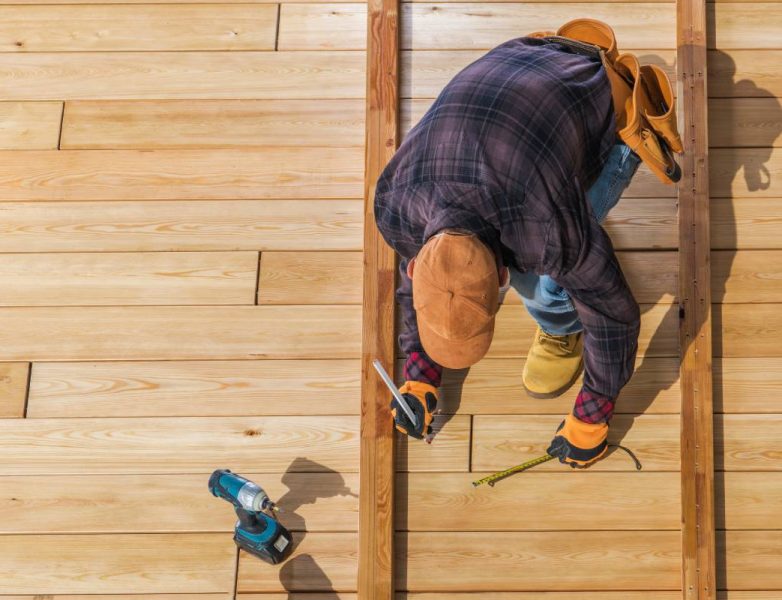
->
[539,330,571,351]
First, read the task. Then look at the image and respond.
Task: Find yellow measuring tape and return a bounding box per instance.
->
[472,453,556,487]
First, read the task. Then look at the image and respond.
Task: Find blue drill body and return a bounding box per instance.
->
[208,469,293,565]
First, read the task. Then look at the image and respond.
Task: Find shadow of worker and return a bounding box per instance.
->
[277,457,358,599]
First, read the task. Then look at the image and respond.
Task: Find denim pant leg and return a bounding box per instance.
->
[511,143,641,335]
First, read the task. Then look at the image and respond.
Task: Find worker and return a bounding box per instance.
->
[374,34,648,469]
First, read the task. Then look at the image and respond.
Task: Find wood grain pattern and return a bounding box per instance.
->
[715,303,782,357]
[397,531,680,591]
[603,197,679,249]
[402,50,676,98]
[0,362,29,417]
[472,414,681,472]
[0,200,362,253]
[279,4,367,50]
[709,99,782,148]
[0,533,235,594]
[0,472,359,533]
[710,4,782,49]
[61,100,366,149]
[719,472,782,530]
[0,251,258,306]
[0,149,362,201]
[396,595,681,600]
[0,52,365,100]
[237,533,357,592]
[718,414,782,471]
[397,472,679,531]
[432,357,680,415]
[0,416,359,475]
[258,252,363,305]
[712,198,782,250]
[395,414,470,472]
[27,359,360,418]
[0,101,62,149]
[711,148,782,198]
[712,250,782,303]
[709,50,782,98]
[720,531,782,590]
[0,306,360,361]
[400,4,676,50]
[714,358,782,413]
[0,5,278,51]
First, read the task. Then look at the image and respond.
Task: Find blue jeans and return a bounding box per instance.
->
[509,143,641,335]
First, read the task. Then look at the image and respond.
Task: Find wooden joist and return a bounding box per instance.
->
[0,101,62,149]
[0,52,365,100]
[0,252,258,306]
[0,200,363,253]
[258,252,363,305]
[0,5,278,51]
[0,149,363,201]
[61,100,366,149]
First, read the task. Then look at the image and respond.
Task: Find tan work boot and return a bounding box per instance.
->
[523,328,584,399]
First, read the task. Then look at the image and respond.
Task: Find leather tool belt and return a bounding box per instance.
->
[529,19,683,184]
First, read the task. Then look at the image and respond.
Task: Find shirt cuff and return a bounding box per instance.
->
[573,388,615,424]
[403,351,443,387]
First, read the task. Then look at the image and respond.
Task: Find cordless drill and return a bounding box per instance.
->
[208,469,293,564]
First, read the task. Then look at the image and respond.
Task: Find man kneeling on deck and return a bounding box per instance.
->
[374,22,681,468]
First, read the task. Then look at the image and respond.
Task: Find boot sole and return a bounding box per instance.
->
[522,359,584,399]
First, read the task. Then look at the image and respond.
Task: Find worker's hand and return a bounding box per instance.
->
[390,381,438,440]
[546,414,608,468]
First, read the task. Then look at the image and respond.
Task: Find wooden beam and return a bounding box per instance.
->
[359,0,398,596]
[677,0,716,597]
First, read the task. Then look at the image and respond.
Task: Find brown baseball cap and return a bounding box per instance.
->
[413,231,500,369]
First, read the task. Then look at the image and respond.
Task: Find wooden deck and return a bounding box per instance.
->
[0,0,780,598]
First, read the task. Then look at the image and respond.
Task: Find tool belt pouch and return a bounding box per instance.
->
[531,18,683,184]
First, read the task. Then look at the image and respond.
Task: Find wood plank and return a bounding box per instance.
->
[0,149,362,201]
[709,99,782,148]
[0,5,277,52]
[360,0,399,596]
[712,250,782,303]
[0,472,359,534]
[715,358,782,413]
[433,357,680,415]
[712,198,782,250]
[278,4,367,50]
[397,472,679,530]
[603,197,679,249]
[0,533,235,595]
[0,251,257,306]
[397,531,680,591]
[61,100,366,149]
[28,359,360,418]
[1,596,229,600]
[709,50,782,98]
[0,52,365,100]
[720,531,782,590]
[0,363,29,418]
[719,472,782,529]
[679,1,717,597]
[395,414,470,472]
[711,148,782,199]
[0,306,360,361]
[472,414,681,472]
[710,4,782,49]
[400,4,676,50]
[259,252,363,305]
[0,101,62,150]
[237,533,357,592]
[0,416,359,475]
[402,49,677,98]
[718,414,782,471]
[397,595,681,600]
[0,200,362,253]
[715,303,782,357]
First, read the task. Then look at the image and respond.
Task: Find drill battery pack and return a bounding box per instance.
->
[234,516,293,565]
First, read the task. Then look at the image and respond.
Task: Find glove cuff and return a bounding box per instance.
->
[560,413,608,449]
[399,380,438,399]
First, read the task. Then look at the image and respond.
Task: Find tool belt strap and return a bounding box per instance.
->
[529,19,683,184]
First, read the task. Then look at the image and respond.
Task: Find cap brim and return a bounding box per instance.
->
[418,315,495,370]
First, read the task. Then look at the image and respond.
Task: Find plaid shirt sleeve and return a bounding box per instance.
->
[544,200,641,425]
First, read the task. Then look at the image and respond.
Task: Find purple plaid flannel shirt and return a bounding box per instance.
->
[375,37,640,424]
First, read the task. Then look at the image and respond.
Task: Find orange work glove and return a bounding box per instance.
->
[390,381,437,440]
[546,414,608,468]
